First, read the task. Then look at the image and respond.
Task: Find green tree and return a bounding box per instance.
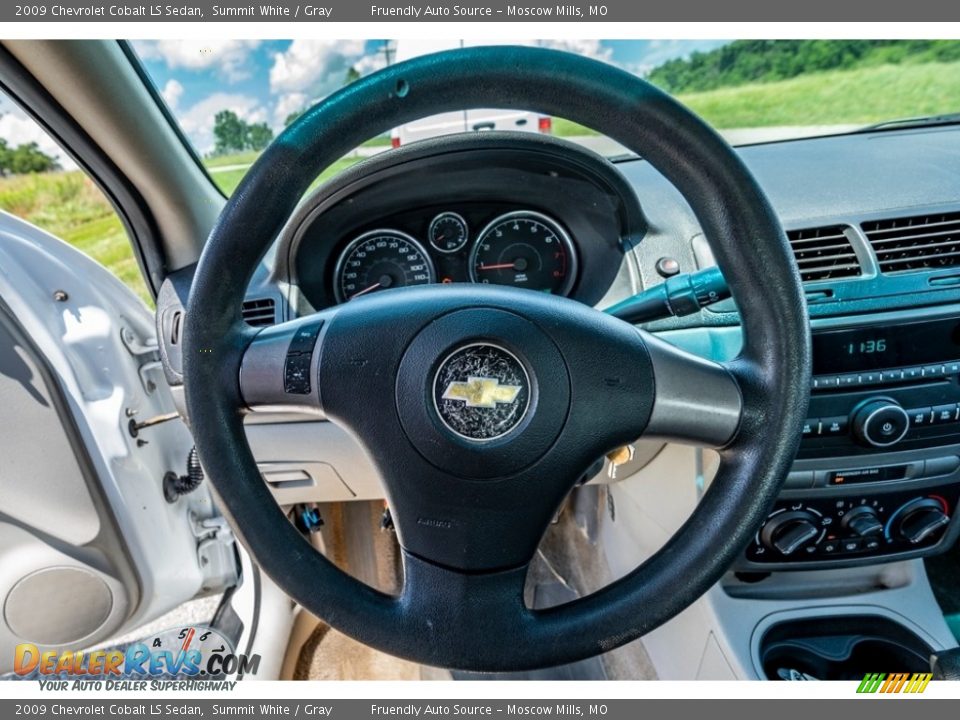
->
[245,122,274,151]
[284,108,306,127]
[3,141,60,174]
[345,66,361,85]
[0,137,10,176]
[644,40,959,93]
[213,110,247,155]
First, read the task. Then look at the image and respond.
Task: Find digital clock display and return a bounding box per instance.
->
[844,338,887,356]
[813,317,960,373]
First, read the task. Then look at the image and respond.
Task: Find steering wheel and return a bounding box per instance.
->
[183,46,810,672]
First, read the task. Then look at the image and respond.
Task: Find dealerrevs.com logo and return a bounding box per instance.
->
[13,626,260,691]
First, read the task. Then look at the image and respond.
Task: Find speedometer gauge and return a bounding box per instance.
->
[334,229,435,302]
[469,210,577,296]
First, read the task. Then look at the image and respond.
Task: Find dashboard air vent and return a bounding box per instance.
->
[241,298,276,327]
[862,212,960,273]
[786,225,861,282]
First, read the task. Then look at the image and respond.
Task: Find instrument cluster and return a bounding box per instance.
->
[332,208,578,303]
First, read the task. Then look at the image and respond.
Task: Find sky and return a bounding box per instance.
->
[0,39,727,165]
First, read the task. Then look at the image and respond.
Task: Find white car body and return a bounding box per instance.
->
[390,39,552,147]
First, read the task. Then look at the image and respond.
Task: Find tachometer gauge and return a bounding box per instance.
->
[428,212,469,253]
[335,229,435,302]
[469,210,577,296]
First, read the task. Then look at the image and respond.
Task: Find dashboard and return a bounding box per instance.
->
[211,124,960,572]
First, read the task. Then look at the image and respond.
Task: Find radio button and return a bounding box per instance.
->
[802,418,821,437]
[932,404,959,424]
[861,372,881,385]
[908,406,933,426]
[947,361,960,375]
[812,376,839,389]
[903,367,923,380]
[838,374,859,387]
[923,364,945,378]
[822,416,848,435]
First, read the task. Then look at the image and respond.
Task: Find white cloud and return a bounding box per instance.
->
[135,40,261,82]
[268,40,369,96]
[536,40,614,63]
[176,92,266,155]
[161,78,184,110]
[353,52,388,77]
[273,91,308,126]
[0,103,77,170]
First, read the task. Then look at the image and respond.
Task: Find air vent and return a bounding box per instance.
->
[786,225,861,282]
[862,212,960,274]
[241,298,276,327]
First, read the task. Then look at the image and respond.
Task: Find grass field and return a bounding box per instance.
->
[551,60,960,135]
[1,60,958,305]
[682,60,960,128]
[0,172,151,303]
[210,156,362,196]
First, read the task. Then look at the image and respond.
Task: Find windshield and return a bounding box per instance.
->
[132,39,960,196]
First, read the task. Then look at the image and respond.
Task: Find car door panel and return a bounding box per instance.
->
[0,211,236,673]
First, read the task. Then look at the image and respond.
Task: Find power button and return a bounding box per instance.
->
[854,400,910,448]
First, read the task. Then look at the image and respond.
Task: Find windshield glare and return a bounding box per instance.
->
[132,39,960,196]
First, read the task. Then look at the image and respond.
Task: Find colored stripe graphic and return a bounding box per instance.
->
[857,672,931,693]
[857,673,885,693]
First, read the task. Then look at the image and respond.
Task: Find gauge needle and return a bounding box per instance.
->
[349,282,382,299]
[477,263,517,271]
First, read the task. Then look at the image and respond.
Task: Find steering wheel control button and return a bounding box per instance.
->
[434,344,530,442]
[853,399,910,447]
[283,353,313,395]
[288,318,324,354]
[282,319,324,395]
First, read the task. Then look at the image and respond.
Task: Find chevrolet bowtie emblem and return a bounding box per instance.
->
[442,376,521,408]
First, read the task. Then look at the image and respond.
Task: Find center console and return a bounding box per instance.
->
[738,313,960,570]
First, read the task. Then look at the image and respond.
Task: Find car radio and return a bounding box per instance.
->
[799,316,960,458]
[738,314,960,571]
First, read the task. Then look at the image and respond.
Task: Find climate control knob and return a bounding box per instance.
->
[896,498,950,544]
[842,506,884,537]
[852,399,910,448]
[760,511,821,556]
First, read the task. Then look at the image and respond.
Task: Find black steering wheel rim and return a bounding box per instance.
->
[183,46,810,671]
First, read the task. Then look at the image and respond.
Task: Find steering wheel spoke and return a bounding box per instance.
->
[642,332,744,448]
[238,312,333,414]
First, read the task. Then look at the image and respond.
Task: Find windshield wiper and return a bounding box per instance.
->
[857,112,960,133]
